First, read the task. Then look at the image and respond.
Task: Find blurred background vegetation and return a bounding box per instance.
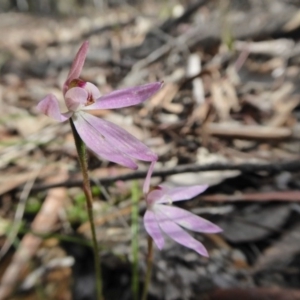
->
[0,0,163,14]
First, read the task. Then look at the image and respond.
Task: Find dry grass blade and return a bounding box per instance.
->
[0,166,42,260]
[0,124,69,169]
[0,172,68,300]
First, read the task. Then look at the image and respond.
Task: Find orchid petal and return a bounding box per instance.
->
[144,210,164,249]
[158,185,208,203]
[73,112,138,169]
[146,189,165,206]
[85,82,101,100]
[161,205,222,233]
[143,161,157,194]
[63,41,89,94]
[36,94,72,122]
[65,87,88,111]
[83,82,163,110]
[155,208,208,256]
[80,112,158,162]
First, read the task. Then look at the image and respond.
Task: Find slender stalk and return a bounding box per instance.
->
[131,181,140,300]
[70,119,103,300]
[141,236,154,300]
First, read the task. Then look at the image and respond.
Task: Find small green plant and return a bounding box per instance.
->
[67,186,101,224]
[25,197,42,214]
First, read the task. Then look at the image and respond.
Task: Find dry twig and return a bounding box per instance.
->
[31,159,300,191]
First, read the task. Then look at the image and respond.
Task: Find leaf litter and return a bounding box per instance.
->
[1,0,300,299]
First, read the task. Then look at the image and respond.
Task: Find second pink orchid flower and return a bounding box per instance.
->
[144,185,222,256]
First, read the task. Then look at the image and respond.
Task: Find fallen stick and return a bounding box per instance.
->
[31,159,300,191]
[200,191,300,203]
[204,123,295,140]
[207,287,300,300]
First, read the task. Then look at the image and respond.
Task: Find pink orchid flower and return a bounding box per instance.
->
[37,41,162,169]
[144,185,222,256]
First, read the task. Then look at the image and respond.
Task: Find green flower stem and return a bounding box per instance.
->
[131,181,140,300]
[141,236,154,300]
[70,119,103,300]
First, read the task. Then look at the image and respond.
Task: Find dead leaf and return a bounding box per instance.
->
[254,222,300,272]
[219,204,290,243]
